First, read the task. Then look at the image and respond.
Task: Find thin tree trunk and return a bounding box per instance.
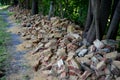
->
[32,0,38,15]
[83,0,93,38]
[106,0,120,39]
[48,1,54,20]
[59,0,63,18]
[13,0,18,6]
[25,0,30,9]
[110,0,119,21]
[86,18,96,44]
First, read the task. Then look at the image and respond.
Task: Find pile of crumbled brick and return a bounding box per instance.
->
[9,7,120,80]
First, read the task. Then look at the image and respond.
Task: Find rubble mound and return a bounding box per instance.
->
[9,6,120,80]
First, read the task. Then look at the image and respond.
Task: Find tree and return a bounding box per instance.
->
[83,0,120,44]
[48,1,55,20]
[31,0,38,15]
[25,0,30,9]
[106,0,120,39]
[13,0,18,6]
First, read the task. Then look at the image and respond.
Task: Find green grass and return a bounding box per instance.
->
[0,5,9,10]
[0,8,10,79]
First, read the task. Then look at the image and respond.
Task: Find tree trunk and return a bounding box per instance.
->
[106,0,120,39]
[32,0,38,15]
[84,0,101,44]
[86,19,96,44]
[110,0,119,21]
[59,0,63,18]
[99,0,112,39]
[93,0,101,39]
[83,0,93,38]
[25,0,30,9]
[107,0,119,39]
[48,1,54,20]
[13,0,18,6]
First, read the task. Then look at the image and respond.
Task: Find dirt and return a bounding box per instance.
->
[0,11,33,80]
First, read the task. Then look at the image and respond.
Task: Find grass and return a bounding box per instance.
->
[0,5,9,10]
[0,6,10,80]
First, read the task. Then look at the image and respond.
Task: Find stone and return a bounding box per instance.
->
[42,48,53,56]
[96,60,106,70]
[60,71,67,79]
[33,60,41,71]
[94,54,103,61]
[80,71,91,80]
[76,45,86,53]
[56,48,66,57]
[91,56,99,64]
[105,51,118,59]
[110,64,120,76]
[25,43,32,48]
[76,57,90,63]
[84,53,94,59]
[81,38,90,46]
[31,43,44,54]
[42,70,52,75]
[61,38,70,45]
[105,75,113,80]
[77,49,88,57]
[66,51,75,61]
[45,39,56,48]
[89,45,96,52]
[57,59,64,68]
[93,39,104,49]
[102,39,119,47]
[67,25,75,33]
[113,61,120,69]
[67,43,78,52]
[69,76,78,80]
[99,48,111,53]
[116,77,120,80]
[68,66,81,76]
[80,63,93,72]
[68,59,80,69]
[37,33,44,39]
[104,68,111,75]
[44,52,53,62]
[53,33,63,38]
[69,33,80,39]
[95,70,105,77]
[22,35,31,40]
[52,19,60,26]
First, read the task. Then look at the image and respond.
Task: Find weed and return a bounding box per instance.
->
[0,6,10,79]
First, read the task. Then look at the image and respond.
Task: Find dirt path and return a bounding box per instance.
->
[0,11,32,80]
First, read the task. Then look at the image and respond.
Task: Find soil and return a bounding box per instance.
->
[0,11,33,80]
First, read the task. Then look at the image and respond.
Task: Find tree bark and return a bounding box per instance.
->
[83,0,93,38]
[25,0,30,9]
[84,0,101,43]
[99,0,112,39]
[93,0,101,39]
[48,1,54,20]
[32,0,38,15]
[59,0,63,18]
[106,0,120,39]
[13,0,18,6]
[86,18,96,44]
